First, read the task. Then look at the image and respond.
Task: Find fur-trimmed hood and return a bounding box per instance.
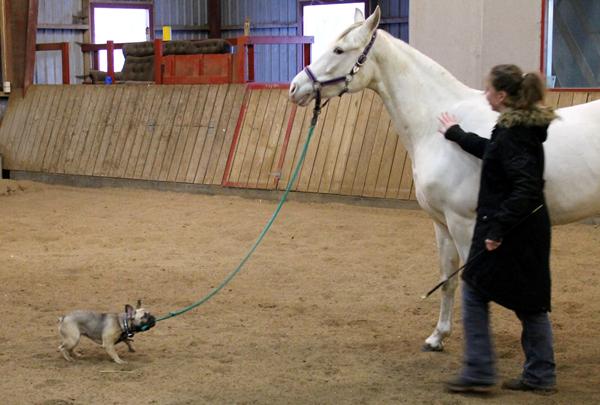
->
[497,106,557,128]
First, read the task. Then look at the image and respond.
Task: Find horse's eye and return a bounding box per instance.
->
[333,47,344,55]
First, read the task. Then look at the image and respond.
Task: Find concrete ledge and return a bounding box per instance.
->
[9,170,422,211]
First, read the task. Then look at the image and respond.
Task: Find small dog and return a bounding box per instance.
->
[58,300,156,364]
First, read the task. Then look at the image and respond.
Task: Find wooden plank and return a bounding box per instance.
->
[175,85,210,182]
[133,86,170,179]
[147,85,184,180]
[398,157,414,200]
[55,86,91,173]
[245,88,278,188]
[40,86,73,171]
[206,84,245,184]
[141,86,180,180]
[373,118,399,198]
[194,84,230,183]
[246,89,281,188]
[295,99,337,192]
[306,97,341,193]
[44,86,80,172]
[409,175,417,201]
[124,85,161,179]
[184,85,219,183]
[26,86,59,170]
[384,133,409,199]
[60,86,95,174]
[32,86,66,171]
[318,93,352,194]
[556,92,574,109]
[329,91,363,195]
[277,103,310,191]
[571,92,589,106]
[14,86,43,168]
[545,91,560,109]
[106,85,144,177]
[0,91,28,167]
[226,89,260,185]
[350,93,383,196]
[79,85,116,175]
[587,92,600,102]
[93,85,128,176]
[68,85,102,174]
[165,85,201,182]
[118,86,156,178]
[362,111,392,198]
[110,85,147,178]
[340,89,375,195]
[256,91,291,189]
[158,85,193,181]
[85,86,120,175]
[237,89,272,186]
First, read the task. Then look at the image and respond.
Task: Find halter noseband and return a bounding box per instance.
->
[303,31,377,102]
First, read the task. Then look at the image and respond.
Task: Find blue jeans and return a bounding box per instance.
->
[460,281,556,388]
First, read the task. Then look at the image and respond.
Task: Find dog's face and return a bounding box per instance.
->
[126,300,156,332]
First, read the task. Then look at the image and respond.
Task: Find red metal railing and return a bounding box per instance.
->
[77,36,313,84]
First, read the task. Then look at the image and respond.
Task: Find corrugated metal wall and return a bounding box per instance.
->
[154,0,208,40]
[34,1,409,84]
[221,0,299,83]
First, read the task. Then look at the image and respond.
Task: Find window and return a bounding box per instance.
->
[91,3,152,72]
[543,0,600,88]
[301,1,367,61]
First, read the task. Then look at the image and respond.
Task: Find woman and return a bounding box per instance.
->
[438,64,557,394]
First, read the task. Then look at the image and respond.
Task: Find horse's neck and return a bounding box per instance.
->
[369,32,476,157]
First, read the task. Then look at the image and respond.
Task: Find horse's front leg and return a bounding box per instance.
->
[423,221,460,352]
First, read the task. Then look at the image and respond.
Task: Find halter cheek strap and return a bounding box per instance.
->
[304,31,377,101]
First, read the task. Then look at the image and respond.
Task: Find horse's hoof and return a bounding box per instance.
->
[421,343,444,352]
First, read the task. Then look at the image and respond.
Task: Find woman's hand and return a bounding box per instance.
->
[438,112,458,135]
[485,239,502,251]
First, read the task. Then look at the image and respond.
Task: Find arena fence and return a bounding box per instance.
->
[0,84,598,201]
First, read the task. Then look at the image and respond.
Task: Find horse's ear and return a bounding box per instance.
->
[354,8,365,23]
[365,6,381,32]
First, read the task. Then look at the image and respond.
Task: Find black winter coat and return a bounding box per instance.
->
[445,107,556,313]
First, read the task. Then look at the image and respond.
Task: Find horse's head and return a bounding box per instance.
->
[289,6,381,106]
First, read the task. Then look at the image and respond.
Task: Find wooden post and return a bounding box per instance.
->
[231,36,246,83]
[153,38,163,84]
[81,0,91,79]
[0,0,13,88]
[106,40,114,82]
[61,42,70,84]
[303,43,311,67]
[207,0,221,39]
[23,0,38,95]
[247,42,254,82]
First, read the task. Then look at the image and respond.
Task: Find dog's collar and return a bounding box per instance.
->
[120,314,135,339]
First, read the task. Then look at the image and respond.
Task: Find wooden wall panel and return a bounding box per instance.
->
[1,86,598,204]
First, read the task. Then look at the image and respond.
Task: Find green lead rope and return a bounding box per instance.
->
[152,105,320,325]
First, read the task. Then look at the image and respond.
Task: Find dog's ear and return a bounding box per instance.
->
[125,304,135,317]
[136,299,142,309]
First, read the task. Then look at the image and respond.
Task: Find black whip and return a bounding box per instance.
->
[421,204,544,299]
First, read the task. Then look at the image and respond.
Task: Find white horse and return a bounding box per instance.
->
[289,6,600,351]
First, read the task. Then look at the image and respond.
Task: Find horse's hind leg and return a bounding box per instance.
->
[423,221,460,352]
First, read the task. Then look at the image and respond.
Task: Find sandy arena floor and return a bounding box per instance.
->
[0,179,599,404]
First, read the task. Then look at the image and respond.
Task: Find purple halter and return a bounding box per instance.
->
[303,31,377,101]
